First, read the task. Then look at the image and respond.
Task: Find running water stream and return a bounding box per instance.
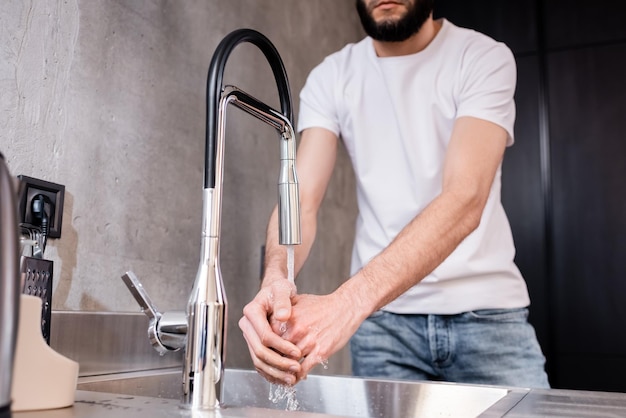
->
[286,244,295,284]
[268,245,329,410]
[269,244,299,411]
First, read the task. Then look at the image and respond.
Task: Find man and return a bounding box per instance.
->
[239,0,549,388]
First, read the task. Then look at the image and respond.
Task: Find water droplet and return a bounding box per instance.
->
[308,326,320,335]
[269,383,299,411]
[318,357,329,370]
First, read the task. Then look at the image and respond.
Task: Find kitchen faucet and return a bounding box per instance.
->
[0,152,21,418]
[122,29,301,410]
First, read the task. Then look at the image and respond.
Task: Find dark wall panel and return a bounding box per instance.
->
[544,0,626,49]
[432,0,626,391]
[502,55,550,354]
[547,43,626,390]
[557,356,626,392]
[434,0,537,54]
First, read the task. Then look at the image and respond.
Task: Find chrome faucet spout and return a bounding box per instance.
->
[187,28,301,409]
[0,152,21,415]
[220,85,301,245]
[121,29,301,411]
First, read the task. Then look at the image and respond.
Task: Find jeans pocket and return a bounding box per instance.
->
[466,307,529,323]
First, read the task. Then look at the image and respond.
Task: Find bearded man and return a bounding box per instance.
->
[239,0,550,388]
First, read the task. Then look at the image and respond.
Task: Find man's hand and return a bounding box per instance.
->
[280,289,365,382]
[238,278,303,385]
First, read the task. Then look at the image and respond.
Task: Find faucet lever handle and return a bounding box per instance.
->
[122,271,186,354]
[121,271,160,321]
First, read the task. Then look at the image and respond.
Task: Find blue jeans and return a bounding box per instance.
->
[350,308,550,388]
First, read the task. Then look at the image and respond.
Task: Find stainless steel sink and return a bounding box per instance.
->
[78,368,525,417]
[54,312,626,417]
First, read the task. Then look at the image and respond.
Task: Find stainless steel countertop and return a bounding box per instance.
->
[14,391,349,418]
[13,369,626,417]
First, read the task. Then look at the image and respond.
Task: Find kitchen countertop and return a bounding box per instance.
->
[12,369,626,417]
[14,390,343,418]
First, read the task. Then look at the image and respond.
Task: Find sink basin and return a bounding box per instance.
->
[78,368,526,417]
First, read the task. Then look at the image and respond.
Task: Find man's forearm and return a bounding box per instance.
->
[336,187,485,317]
[335,117,507,318]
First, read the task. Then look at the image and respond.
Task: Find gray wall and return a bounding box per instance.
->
[0,0,361,375]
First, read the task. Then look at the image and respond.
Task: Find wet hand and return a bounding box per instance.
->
[239,279,302,385]
[280,291,365,382]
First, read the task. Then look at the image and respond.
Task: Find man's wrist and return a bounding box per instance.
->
[336,273,379,323]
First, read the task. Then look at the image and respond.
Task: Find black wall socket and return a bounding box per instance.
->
[17,175,65,239]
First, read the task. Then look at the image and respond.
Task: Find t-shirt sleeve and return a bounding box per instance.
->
[297,57,341,136]
[456,41,517,146]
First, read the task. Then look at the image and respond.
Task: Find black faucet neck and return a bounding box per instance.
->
[205,28,293,189]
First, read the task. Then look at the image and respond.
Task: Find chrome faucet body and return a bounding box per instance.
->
[122,29,301,410]
[0,152,21,417]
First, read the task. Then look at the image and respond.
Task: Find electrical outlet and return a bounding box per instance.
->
[17,175,65,239]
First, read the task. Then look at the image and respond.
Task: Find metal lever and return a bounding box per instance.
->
[122,271,159,321]
[122,271,187,354]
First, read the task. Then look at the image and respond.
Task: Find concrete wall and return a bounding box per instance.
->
[0,0,361,375]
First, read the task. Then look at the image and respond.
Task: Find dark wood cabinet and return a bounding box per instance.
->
[548,44,626,390]
[503,55,551,359]
[545,0,626,49]
[436,0,626,391]
[434,0,537,54]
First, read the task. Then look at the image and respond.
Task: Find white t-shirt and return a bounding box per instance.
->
[298,19,530,314]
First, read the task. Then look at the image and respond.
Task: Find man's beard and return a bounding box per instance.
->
[356,0,435,42]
